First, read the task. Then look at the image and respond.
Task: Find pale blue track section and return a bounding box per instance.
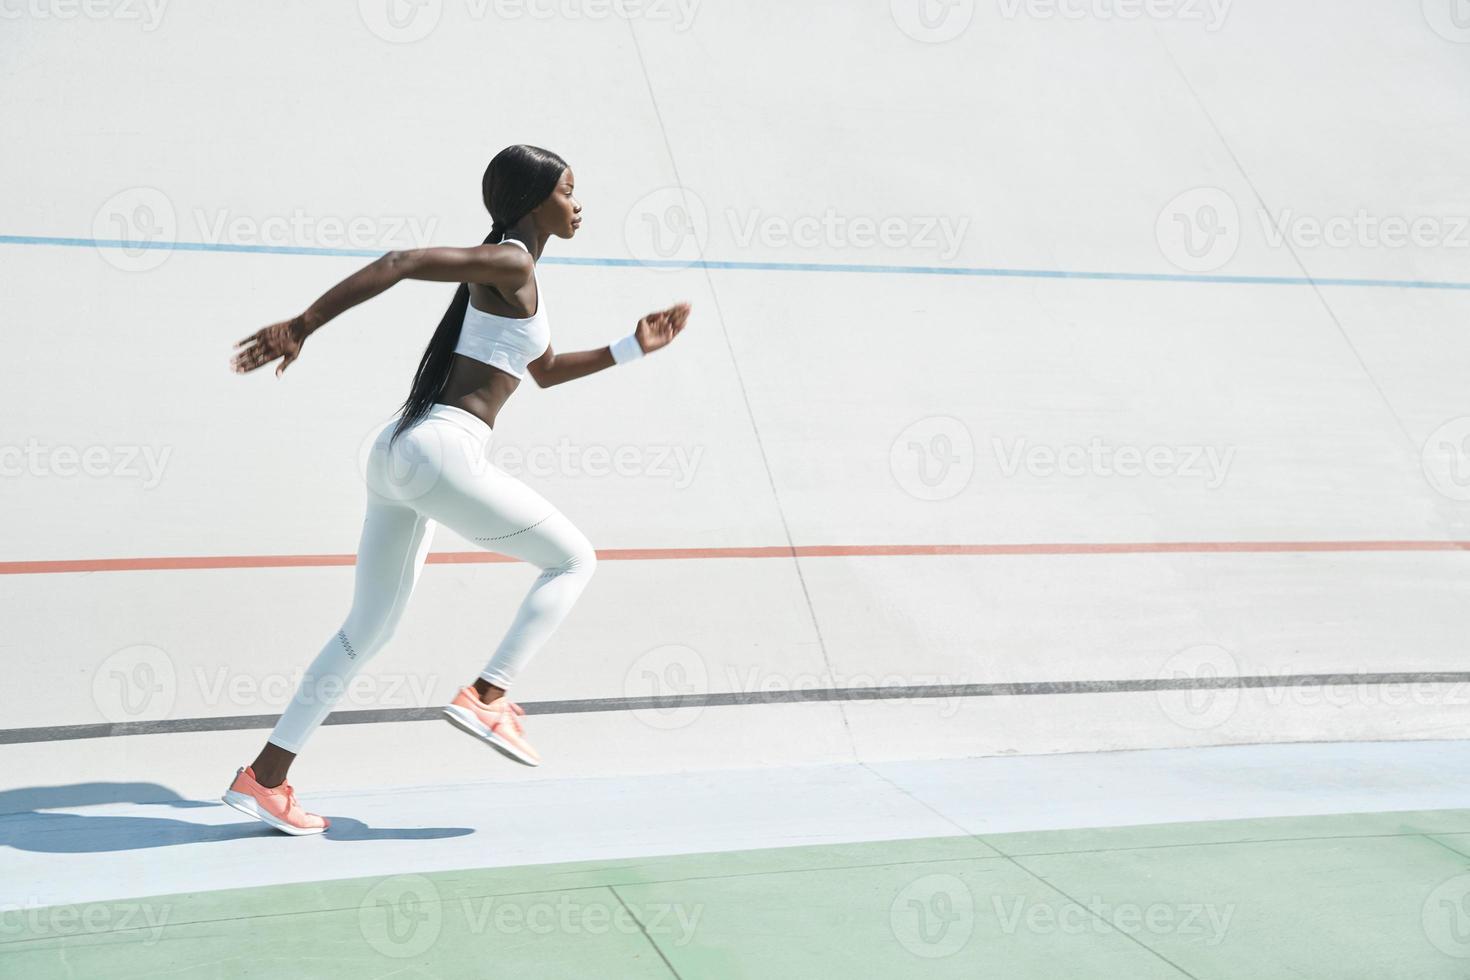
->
[8,741,1470,909]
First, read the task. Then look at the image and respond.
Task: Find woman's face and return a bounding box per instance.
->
[537,167,582,238]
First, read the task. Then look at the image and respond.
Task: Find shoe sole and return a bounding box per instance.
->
[442,704,540,766]
[221,790,329,836]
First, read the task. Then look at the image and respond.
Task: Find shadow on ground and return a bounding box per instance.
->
[0,782,472,851]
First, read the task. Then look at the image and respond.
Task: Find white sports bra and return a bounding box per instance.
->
[453,237,550,379]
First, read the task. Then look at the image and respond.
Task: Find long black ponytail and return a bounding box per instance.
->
[389,144,569,446]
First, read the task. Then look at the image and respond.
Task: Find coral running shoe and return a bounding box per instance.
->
[442,686,541,766]
[222,766,330,836]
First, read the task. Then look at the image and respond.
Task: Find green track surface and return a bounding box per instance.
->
[8,809,1470,978]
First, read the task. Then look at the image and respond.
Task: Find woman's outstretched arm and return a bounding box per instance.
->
[526,302,692,388]
[230,243,532,376]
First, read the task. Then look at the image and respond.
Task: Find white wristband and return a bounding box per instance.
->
[610,332,645,364]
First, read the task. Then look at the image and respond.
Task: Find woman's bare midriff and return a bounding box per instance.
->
[439,354,520,429]
[436,277,539,429]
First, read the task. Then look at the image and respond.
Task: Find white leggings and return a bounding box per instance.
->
[268,403,598,754]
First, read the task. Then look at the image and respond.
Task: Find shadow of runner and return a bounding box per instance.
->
[0,782,473,852]
[0,782,208,814]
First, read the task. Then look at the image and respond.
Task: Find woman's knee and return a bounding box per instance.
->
[572,540,597,576]
[546,525,597,577]
[553,537,597,577]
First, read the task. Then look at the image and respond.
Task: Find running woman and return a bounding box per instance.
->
[221,145,691,835]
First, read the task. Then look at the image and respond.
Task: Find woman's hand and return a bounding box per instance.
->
[633,302,692,356]
[232,316,311,377]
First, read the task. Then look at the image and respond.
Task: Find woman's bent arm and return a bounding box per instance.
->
[232,242,532,376]
[526,302,692,387]
[527,346,619,387]
[294,252,401,335]
[299,244,531,336]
